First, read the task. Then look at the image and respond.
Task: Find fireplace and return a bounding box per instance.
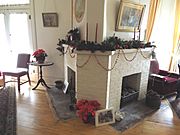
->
[120,73,141,108]
[63,45,152,111]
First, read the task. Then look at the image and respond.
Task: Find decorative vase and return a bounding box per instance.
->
[36,56,45,63]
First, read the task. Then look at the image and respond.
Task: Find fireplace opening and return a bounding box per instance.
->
[67,66,75,92]
[120,73,141,108]
[67,66,76,110]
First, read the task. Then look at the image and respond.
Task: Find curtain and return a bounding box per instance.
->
[149,0,176,70]
[0,13,31,70]
[169,0,180,72]
[145,0,160,42]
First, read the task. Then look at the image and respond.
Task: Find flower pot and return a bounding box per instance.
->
[36,56,45,63]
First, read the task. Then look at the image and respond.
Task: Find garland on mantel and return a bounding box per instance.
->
[56,35,155,54]
[56,36,155,71]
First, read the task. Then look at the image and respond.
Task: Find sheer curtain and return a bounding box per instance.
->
[150,0,176,70]
[10,13,31,54]
[0,13,31,70]
[145,0,160,42]
[0,14,11,70]
[169,0,180,72]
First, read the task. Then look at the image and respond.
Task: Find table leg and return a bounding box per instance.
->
[32,65,51,90]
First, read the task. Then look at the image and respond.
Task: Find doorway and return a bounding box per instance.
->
[0,2,33,70]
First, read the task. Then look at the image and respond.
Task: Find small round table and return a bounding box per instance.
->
[28,62,54,90]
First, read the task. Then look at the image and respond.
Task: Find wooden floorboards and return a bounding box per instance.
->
[16,83,180,135]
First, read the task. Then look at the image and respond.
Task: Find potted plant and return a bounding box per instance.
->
[33,49,48,63]
[76,99,100,124]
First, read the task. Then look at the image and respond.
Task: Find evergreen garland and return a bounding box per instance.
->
[57,35,154,54]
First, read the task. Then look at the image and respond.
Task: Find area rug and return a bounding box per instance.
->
[46,87,76,120]
[0,86,16,135]
[111,99,157,132]
[167,97,180,119]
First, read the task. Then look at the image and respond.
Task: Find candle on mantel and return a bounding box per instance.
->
[95,23,98,43]
[86,22,88,41]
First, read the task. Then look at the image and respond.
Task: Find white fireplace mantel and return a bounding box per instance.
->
[63,45,153,111]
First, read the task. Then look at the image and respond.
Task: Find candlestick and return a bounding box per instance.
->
[86,22,88,41]
[134,27,136,40]
[95,23,98,43]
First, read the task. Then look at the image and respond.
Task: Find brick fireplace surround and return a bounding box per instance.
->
[64,45,153,111]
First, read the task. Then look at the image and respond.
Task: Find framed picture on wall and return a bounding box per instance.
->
[116,1,145,32]
[42,13,58,27]
[74,0,86,23]
[95,108,115,127]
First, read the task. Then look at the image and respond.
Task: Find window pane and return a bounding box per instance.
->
[0,0,30,5]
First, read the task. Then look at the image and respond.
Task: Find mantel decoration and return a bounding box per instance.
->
[57,34,154,54]
[76,99,100,124]
[56,27,155,71]
[33,49,48,63]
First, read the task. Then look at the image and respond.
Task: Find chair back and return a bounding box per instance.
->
[16,53,30,69]
[149,59,160,74]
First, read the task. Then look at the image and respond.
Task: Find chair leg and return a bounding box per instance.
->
[3,74,5,88]
[17,77,20,92]
[27,73,31,85]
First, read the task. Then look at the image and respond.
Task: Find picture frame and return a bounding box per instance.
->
[42,13,58,27]
[116,0,145,32]
[95,108,115,127]
[74,0,86,23]
[63,80,69,94]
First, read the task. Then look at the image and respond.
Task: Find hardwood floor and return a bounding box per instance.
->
[16,83,180,135]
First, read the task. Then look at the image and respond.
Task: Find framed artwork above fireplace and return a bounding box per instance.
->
[116,1,145,32]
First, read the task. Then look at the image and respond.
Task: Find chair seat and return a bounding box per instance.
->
[3,68,28,77]
[2,53,31,92]
[150,74,178,83]
[164,76,178,83]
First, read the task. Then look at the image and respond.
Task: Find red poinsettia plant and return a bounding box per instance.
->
[32,49,48,58]
[76,99,100,123]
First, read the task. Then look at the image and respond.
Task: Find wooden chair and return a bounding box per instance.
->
[2,53,31,92]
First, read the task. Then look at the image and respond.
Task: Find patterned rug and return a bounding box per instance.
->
[111,99,157,132]
[0,86,16,135]
[46,87,76,120]
[168,97,180,119]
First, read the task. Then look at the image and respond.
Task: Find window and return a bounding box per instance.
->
[0,0,30,5]
[0,0,33,70]
[150,0,176,70]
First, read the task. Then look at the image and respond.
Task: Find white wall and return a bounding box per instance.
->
[33,0,71,85]
[73,0,104,43]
